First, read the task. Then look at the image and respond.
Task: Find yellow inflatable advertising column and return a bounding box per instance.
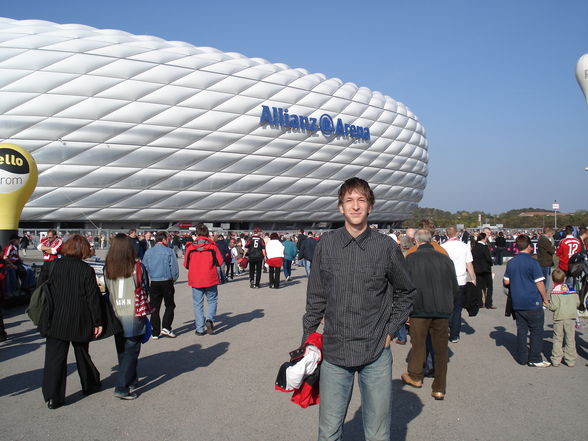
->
[0,143,38,248]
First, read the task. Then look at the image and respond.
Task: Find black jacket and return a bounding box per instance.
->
[39,257,102,342]
[472,242,492,274]
[405,243,458,318]
[299,237,318,261]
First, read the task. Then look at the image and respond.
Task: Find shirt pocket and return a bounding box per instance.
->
[359,263,389,293]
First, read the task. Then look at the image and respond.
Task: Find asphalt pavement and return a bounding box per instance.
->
[0,250,586,441]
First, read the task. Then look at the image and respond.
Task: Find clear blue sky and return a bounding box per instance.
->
[3,0,587,214]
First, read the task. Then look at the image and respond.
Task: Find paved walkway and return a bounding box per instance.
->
[0,250,586,441]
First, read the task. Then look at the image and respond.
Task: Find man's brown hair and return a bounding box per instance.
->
[337,177,375,207]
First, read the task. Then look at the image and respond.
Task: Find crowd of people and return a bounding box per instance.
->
[0,182,586,437]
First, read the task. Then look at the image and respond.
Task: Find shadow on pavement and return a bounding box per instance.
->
[461,318,476,335]
[0,362,78,397]
[0,328,44,362]
[213,309,265,334]
[341,379,423,441]
[171,309,264,336]
[489,326,517,361]
[103,342,230,395]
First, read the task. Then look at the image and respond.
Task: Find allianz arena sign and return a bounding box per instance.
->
[0,17,428,224]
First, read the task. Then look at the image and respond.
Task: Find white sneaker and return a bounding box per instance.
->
[160,328,176,338]
[527,361,551,368]
[151,335,159,340]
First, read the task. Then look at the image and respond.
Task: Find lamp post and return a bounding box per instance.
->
[552,201,559,229]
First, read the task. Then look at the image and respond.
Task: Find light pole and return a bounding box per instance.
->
[552,200,559,229]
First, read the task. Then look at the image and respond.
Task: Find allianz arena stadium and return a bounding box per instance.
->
[0,17,428,230]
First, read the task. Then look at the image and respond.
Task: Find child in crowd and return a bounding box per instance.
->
[548,268,579,367]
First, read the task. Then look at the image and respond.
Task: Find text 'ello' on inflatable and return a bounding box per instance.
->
[0,143,38,247]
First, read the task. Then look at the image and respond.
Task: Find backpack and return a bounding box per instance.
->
[26,262,55,335]
[185,240,220,269]
[568,250,588,278]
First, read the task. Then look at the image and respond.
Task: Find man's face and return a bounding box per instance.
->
[338,189,372,229]
[46,232,55,240]
[145,232,151,240]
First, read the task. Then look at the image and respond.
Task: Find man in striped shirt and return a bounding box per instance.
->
[302,177,415,441]
[37,229,62,264]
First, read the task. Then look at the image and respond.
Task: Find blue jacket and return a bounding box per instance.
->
[142,243,179,282]
[283,240,298,260]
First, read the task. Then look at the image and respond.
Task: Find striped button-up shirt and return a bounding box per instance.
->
[302,227,415,367]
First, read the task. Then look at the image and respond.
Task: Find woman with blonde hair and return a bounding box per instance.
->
[39,234,103,409]
[104,233,148,400]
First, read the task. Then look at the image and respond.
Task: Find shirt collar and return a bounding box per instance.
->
[338,226,372,250]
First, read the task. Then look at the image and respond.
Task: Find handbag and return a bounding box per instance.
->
[26,262,55,335]
[133,261,154,317]
[96,291,123,340]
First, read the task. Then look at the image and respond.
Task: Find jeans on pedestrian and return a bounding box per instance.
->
[114,334,141,393]
[283,259,293,279]
[449,285,466,340]
[318,347,392,441]
[191,286,218,333]
[303,259,312,277]
[394,323,408,342]
[515,308,545,364]
[541,266,552,291]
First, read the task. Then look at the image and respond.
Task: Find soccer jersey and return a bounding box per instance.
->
[556,235,582,271]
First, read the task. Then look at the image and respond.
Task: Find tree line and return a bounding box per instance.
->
[402,207,588,229]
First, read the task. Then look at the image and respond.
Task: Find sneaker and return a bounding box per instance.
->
[250,282,255,288]
[564,361,575,367]
[195,330,206,336]
[449,337,460,343]
[151,335,159,340]
[205,319,214,335]
[114,390,138,400]
[160,328,176,338]
[527,361,551,368]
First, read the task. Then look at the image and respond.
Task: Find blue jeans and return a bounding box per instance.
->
[515,308,544,364]
[283,259,293,278]
[191,286,218,333]
[303,259,312,277]
[114,334,141,393]
[449,285,466,340]
[541,266,552,291]
[318,348,391,441]
[394,323,407,342]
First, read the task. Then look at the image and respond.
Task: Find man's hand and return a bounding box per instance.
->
[385,334,392,348]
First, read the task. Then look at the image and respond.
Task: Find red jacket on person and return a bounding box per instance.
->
[184,236,224,289]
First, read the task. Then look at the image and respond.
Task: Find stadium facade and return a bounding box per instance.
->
[0,17,428,231]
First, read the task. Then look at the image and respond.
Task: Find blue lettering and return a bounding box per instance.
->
[260,105,273,125]
[299,116,309,130]
[272,107,280,126]
[335,118,345,136]
[278,108,284,126]
[260,106,370,141]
